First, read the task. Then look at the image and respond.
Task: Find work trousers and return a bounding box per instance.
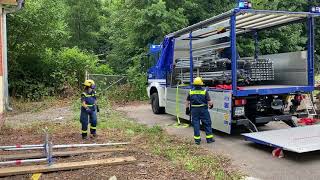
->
[80,109,97,137]
[191,106,214,143]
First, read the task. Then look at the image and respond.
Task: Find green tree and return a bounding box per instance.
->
[102,0,188,72]
[239,0,309,56]
[7,0,69,98]
[65,0,102,52]
[8,0,69,59]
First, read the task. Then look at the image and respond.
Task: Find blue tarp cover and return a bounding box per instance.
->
[148,37,175,79]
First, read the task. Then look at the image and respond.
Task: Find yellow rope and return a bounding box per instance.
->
[176,84,182,124]
[173,83,189,128]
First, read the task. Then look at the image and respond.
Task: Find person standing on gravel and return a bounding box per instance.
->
[80,79,99,140]
[186,77,214,145]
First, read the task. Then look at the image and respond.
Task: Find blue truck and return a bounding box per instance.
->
[146,2,320,153]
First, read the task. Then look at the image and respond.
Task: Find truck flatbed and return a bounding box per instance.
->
[209,85,314,96]
[242,85,301,90]
[243,125,320,153]
[236,85,313,96]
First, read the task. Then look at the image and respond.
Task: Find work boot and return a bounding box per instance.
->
[82,133,88,140]
[195,140,201,145]
[207,138,215,144]
[90,133,97,139]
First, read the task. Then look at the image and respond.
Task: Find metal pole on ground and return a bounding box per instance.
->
[0,144,43,150]
[0,158,47,166]
[4,142,130,151]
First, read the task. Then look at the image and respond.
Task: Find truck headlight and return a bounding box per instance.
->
[234,107,245,116]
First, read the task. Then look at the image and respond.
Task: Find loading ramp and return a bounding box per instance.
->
[243,125,320,153]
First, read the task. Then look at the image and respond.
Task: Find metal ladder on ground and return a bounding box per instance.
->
[303,94,317,116]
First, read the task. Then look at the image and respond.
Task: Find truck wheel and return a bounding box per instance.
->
[151,93,165,114]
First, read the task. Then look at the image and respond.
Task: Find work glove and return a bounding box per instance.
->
[209,104,213,109]
[86,108,93,114]
[96,105,100,113]
[186,107,190,115]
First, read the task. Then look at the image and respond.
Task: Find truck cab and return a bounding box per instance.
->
[146,44,166,114]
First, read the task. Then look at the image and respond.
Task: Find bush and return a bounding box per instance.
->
[127,68,148,101]
[82,53,148,103]
[48,47,99,91]
[9,47,113,100]
[92,64,114,75]
[107,83,146,103]
[106,55,148,103]
[9,47,147,102]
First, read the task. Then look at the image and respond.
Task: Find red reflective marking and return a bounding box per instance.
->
[15,160,22,165]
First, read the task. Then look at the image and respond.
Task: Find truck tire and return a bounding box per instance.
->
[151,93,165,114]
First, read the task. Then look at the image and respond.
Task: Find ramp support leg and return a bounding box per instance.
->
[272,148,284,158]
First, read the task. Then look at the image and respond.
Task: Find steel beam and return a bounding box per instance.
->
[168,10,233,38]
[231,12,237,93]
[189,32,194,85]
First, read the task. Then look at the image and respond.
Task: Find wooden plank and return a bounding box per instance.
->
[0,0,17,5]
[0,148,126,161]
[0,156,136,177]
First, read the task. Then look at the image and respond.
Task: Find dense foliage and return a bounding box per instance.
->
[6,0,320,100]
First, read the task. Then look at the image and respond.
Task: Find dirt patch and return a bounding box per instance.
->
[6,98,73,117]
[114,100,149,108]
[0,123,206,180]
[4,106,74,126]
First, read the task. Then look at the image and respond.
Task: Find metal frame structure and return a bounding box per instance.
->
[169,8,320,97]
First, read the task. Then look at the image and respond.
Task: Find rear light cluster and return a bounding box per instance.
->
[234,99,247,106]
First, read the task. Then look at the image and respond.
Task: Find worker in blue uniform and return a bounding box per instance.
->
[186,77,214,145]
[80,79,99,139]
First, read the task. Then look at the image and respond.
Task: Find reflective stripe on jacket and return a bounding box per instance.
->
[189,89,208,107]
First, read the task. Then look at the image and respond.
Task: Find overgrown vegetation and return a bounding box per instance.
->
[7,0,320,101]
[106,66,149,103]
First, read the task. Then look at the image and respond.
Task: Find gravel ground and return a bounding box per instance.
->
[4,106,74,126]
